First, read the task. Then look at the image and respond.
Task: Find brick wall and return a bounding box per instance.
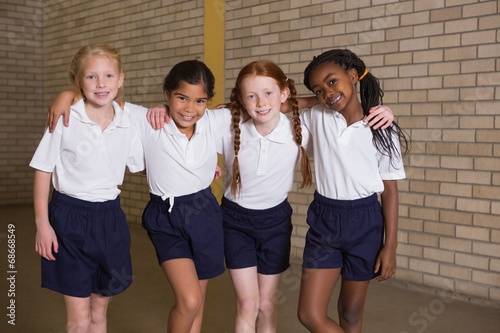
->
[2,0,499,306]
[0,0,44,205]
[225,0,500,305]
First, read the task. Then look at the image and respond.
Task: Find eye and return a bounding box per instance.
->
[196,99,207,104]
[328,79,336,86]
[265,91,272,97]
[86,75,96,80]
[247,94,255,100]
[313,89,322,96]
[106,74,114,78]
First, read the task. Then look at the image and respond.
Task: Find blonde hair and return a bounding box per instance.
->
[229,60,312,196]
[68,42,124,105]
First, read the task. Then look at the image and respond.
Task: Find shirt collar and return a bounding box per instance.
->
[70,99,130,128]
[241,113,291,144]
[328,107,368,128]
[162,109,206,136]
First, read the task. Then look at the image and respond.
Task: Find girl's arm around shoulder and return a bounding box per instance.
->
[281,96,318,113]
[299,103,395,130]
[205,107,232,137]
[125,102,155,138]
[365,105,394,130]
[374,179,399,282]
[33,170,58,261]
[297,96,318,110]
[289,95,394,128]
[125,102,149,116]
[124,110,146,174]
[145,104,170,130]
[47,90,75,132]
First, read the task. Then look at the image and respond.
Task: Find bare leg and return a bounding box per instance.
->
[337,279,370,333]
[162,258,204,333]
[89,293,109,333]
[297,268,344,333]
[64,295,91,333]
[230,267,260,333]
[190,279,208,333]
[256,273,281,333]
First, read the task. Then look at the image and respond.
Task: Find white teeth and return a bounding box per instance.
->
[327,95,341,106]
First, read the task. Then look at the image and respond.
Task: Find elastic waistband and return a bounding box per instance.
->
[313,191,378,210]
[51,191,120,211]
[221,196,289,217]
[149,187,213,206]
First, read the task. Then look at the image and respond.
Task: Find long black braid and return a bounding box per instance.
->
[303,49,409,163]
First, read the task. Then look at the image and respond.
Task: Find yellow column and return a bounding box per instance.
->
[204,0,225,201]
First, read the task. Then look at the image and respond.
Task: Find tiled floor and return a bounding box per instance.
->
[1,204,498,333]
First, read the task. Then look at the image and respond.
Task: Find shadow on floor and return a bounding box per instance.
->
[0,205,498,332]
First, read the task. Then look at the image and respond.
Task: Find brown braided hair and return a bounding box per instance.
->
[229,60,312,196]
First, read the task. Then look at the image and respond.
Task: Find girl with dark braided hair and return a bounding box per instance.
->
[297,49,409,333]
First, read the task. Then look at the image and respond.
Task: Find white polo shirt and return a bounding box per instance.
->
[301,104,406,200]
[127,103,232,201]
[218,113,304,210]
[29,99,145,202]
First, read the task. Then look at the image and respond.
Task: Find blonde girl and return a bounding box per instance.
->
[30,43,144,333]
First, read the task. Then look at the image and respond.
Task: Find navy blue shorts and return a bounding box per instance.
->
[43,191,132,297]
[222,197,293,275]
[302,192,384,281]
[142,187,225,280]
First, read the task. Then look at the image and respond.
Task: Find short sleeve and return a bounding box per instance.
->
[29,119,64,172]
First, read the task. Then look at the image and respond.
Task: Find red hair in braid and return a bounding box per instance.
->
[230,60,311,196]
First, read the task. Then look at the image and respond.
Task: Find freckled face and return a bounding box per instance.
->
[240,75,289,128]
[164,81,208,138]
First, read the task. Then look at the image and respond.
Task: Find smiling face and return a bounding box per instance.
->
[239,75,289,135]
[164,81,208,138]
[308,62,361,115]
[80,56,124,110]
